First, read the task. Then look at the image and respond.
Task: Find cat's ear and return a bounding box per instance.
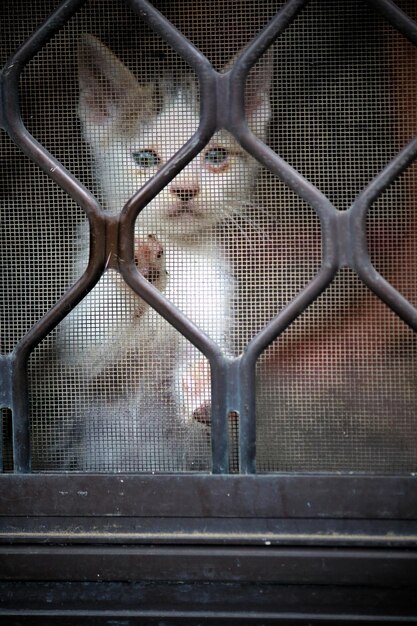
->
[78,34,155,144]
[244,50,273,140]
[223,48,273,140]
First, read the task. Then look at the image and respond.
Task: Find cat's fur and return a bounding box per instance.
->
[53,35,271,471]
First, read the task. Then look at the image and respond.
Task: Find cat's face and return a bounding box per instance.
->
[97,95,262,237]
[78,35,271,238]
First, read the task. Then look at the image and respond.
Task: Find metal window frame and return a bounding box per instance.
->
[1,0,417,621]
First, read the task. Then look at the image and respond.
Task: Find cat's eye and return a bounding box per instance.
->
[204,147,229,169]
[132,150,160,169]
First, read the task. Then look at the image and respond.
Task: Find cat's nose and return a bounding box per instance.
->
[170,185,199,202]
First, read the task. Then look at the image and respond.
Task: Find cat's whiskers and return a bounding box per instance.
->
[220,198,272,244]
[215,205,255,247]
[235,196,276,224]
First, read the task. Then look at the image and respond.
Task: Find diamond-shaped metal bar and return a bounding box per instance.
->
[1,0,416,474]
[124,0,332,473]
[212,0,417,470]
[119,0,317,473]
[366,0,417,46]
[350,134,417,330]
[0,0,106,472]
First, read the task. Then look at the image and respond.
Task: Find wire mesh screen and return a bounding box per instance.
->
[1,0,417,473]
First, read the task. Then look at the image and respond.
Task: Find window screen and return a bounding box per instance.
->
[1,0,416,474]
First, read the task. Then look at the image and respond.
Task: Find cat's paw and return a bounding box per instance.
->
[192,401,211,425]
[134,233,167,292]
[178,357,212,424]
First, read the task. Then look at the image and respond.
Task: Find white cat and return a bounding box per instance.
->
[54,35,271,471]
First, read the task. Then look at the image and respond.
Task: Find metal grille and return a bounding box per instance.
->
[1,0,417,475]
